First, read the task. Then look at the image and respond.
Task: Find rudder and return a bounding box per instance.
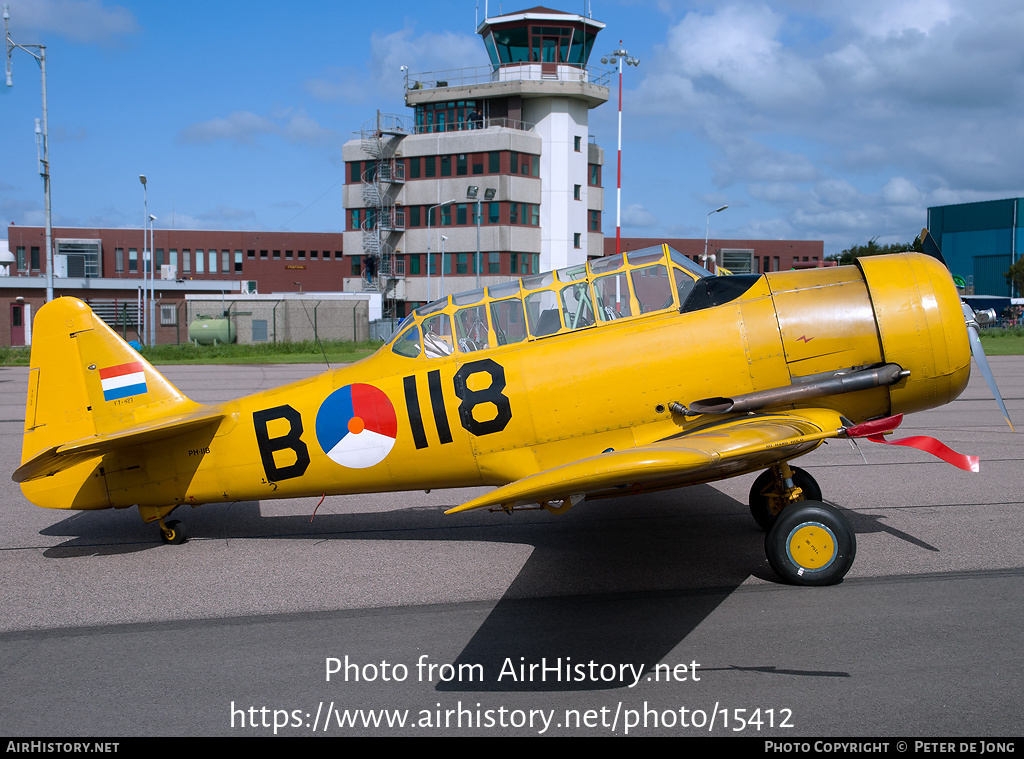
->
[19,298,200,504]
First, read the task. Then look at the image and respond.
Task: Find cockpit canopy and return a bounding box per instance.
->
[388,245,718,359]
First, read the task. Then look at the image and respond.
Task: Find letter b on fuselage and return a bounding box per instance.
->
[253,405,310,481]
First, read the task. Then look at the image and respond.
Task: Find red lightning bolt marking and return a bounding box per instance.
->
[797,335,814,343]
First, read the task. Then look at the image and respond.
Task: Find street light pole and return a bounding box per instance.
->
[426,199,456,302]
[440,236,448,301]
[148,213,156,345]
[5,4,53,301]
[601,41,639,258]
[140,175,148,343]
[704,204,728,274]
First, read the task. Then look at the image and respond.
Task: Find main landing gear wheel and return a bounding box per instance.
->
[159,519,186,545]
[749,466,822,531]
[765,501,855,586]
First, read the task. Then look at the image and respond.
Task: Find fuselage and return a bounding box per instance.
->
[20,247,970,513]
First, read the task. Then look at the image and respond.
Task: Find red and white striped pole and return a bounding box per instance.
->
[602,42,639,257]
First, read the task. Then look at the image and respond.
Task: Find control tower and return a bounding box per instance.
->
[343,6,609,316]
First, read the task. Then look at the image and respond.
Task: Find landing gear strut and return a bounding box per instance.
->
[748,463,821,531]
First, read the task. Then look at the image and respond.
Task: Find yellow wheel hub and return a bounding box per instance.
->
[787,522,836,570]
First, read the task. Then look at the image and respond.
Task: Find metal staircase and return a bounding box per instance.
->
[359,112,410,316]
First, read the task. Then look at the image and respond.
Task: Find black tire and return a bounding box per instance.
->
[160,519,186,545]
[749,466,822,531]
[765,501,855,586]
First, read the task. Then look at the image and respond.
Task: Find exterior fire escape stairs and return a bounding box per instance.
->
[360,112,410,318]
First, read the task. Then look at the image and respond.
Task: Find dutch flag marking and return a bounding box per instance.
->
[99,361,148,401]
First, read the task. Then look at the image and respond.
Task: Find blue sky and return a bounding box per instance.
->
[3,0,1023,256]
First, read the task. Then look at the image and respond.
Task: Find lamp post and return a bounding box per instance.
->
[440,235,448,302]
[148,213,156,345]
[601,41,639,258]
[703,204,728,274]
[140,175,148,343]
[467,185,495,289]
[5,4,53,301]
[426,199,456,302]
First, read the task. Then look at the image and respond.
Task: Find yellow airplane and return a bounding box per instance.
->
[14,236,1012,586]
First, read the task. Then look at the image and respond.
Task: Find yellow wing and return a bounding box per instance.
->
[447,408,847,513]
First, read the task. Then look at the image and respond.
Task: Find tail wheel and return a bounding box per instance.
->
[749,466,821,531]
[765,501,855,586]
[159,519,187,545]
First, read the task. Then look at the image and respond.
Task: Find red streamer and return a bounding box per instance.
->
[865,434,979,473]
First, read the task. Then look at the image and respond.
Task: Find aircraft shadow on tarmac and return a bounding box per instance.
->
[38,486,930,692]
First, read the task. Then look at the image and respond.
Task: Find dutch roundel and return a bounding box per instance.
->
[315,384,398,469]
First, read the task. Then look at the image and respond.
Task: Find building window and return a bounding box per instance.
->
[247,249,255,259]
[15,246,25,271]
[260,249,268,259]
[30,246,39,270]
[409,206,421,227]
[350,162,361,183]
[456,154,467,175]
[351,258,361,276]
[531,204,539,226]
[310,250,318,259]
[410,254,421,275]
[115,248,124,274]
[574,184,581,200]
[409,157,420,179]
[574,233,581,248]
[129,248,138,273]
[589,164,600,185]
[156,249,165,269]
[196,249,205,273]
[234,250,243,273]
[441,206,452,226]
[472,158,483,175]
[488,252,500,274]
[160,304,177,326]
[183,250,191,273]
[440,155,451,176]
[488,202,499,224]
[171,249,178,269]
[590,210,601,232]
[489,151,500,173]
[574,135,581,151]
[509,203,518,224]
[457,204,468,225]
[424,156,436,177]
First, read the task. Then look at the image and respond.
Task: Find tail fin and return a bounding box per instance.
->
[17,298,219,492]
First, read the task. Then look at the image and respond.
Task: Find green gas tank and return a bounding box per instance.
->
[189,314,237,345]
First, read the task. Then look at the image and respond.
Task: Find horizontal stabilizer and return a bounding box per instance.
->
[14,407,224,483]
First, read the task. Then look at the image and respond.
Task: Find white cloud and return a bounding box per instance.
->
[881,177,922,207]
[177,109,339,148]
[305,25,481,106]
[623,203,658,228]
[4,0,138,45]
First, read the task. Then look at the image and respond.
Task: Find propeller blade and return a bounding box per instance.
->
[963,303,1015,431]
[920,227,947,266]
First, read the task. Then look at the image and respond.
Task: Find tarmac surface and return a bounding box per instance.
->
[0,358,1021,737]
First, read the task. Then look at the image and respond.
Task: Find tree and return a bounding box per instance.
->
[826,236,921,266]
[1005,257,1024,296]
